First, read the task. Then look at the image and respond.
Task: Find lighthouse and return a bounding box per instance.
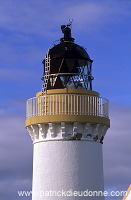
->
[26,24,110,200]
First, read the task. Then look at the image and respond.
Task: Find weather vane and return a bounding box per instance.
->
[61,19,74,38]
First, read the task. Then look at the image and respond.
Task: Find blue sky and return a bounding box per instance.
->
[0,0,131,199]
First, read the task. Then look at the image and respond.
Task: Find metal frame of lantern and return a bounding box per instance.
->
[42,54,94,91]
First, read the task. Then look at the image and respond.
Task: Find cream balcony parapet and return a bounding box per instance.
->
[26,94,109,127]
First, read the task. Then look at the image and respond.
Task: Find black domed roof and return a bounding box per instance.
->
[49,42,91,61]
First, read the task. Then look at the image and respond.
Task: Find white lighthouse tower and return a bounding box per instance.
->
[26,24,110,200]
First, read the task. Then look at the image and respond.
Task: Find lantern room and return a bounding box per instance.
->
[42,24,94,91]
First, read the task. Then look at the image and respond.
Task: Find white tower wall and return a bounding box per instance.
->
[32,141,104,200]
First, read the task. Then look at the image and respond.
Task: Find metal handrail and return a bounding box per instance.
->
[26,94,109,119]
